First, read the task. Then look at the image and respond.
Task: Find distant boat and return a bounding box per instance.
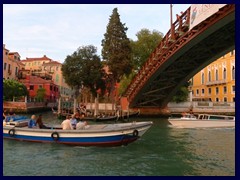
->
[3,120,153,147]
[168,113,235,128]
[120,111,140,120]
[84,115,118,122]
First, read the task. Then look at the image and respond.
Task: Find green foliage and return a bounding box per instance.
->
[35,88,46,102]
[62,45,106,98]
[3,79,28,101]
[101,8,132,82]
[172,82,190,103]
[130,28,163,70]
[118,72,136,96]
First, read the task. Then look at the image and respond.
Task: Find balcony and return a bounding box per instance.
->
[206,79,227,86]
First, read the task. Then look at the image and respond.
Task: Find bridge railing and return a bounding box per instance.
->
[124,7,191,98]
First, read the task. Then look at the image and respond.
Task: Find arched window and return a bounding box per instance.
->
[215,69,218,81]
[232,66,235,80]
[208,71,211,82]
[223,68,227,80]
[201,73,204,84]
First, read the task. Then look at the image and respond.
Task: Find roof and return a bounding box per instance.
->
[20,75,53,84]
[21,55,52,62]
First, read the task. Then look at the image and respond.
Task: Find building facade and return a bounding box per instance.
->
[191,50,235,103]
[21,55,74,102]
[3,44,24,80]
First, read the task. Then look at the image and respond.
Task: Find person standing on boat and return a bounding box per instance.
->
[70,114,77,130]
[36,114,48,129]
[28,115,37,128]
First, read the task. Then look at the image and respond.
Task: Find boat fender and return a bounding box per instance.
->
[51,132,60,141]
[8,129,16,137]
[133,129,139,137]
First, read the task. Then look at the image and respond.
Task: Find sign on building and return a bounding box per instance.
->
[189,4,226,30]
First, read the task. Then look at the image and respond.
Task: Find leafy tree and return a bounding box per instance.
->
[130,28,163,70]
[172,82,190,103]
[101,7,132,83]
[118,72,136,96]
[3,79,28,101]
[35,88,46,102]
[62,45,106,113]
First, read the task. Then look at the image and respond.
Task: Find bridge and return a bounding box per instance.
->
[123,4,235,109]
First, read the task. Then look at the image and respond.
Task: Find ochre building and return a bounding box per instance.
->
[191,50,235,103]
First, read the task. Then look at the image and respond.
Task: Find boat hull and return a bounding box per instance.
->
[3,122,152,147]
[168,119,235,128]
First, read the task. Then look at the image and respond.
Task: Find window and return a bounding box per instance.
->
[232,85,235,93]
[201,73,204,84]
[4,63,7,70]
[223,86,227,94]
[216,98,219,102]
[201,89,204,95]
[208,88,211,95]
[15,67,18,76]
[196,89,199,95]
[216,87,219,95]
[215,69,218,81]
[233,97,235,102]
[208,71,211,82]
[39,85,43,88]
[232,66,235,80]
[223,68,226,80]
[224,97,227,102]
[30,85,34,90]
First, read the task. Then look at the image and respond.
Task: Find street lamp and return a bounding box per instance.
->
[170,4,175,41]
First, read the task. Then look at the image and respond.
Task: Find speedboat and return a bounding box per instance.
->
[3,120,153,147]
[168,113,235,128]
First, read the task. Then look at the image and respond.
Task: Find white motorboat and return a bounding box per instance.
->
[168,113,235,128]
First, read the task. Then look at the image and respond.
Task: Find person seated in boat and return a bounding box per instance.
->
[76,120,88,130]
[79,113,86,121]
[8,108,16,116]
[36,114,48,129]
[61,115,71,130]
[70,114,78,130]
[75,112,81,121]
[28,115,37,128]
[3,109,7,121]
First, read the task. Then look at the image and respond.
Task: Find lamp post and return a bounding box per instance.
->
[170,4,175,41]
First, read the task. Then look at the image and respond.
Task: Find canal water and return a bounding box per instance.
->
[3,111,235,176]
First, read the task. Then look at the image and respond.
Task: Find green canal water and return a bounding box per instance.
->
[3,111,235,176]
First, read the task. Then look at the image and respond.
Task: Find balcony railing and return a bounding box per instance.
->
[206,79,227,86]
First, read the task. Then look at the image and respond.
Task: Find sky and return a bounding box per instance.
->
[3,4,190,63]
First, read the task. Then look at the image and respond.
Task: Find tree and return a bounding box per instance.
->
[35,88,46,102]
[62,45,106,114]
[130,28,163,70]
[118,28,163,95]
[172,82,190,103]
[101,8,132,82]
[3,79,28,101]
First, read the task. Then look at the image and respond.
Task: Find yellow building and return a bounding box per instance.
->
[3,44,25,80]
[191,50,235,103]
